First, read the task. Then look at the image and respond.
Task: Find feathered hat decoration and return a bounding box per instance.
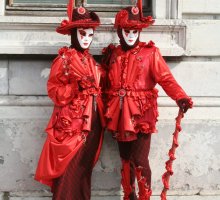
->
[114,0,154,29]
[56,0,100,35]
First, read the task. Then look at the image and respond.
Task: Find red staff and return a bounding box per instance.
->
[161,109,185,200]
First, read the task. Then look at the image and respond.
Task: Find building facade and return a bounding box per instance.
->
[0,0,220,199]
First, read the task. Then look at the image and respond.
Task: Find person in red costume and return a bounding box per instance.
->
[102,1,193,200]
[35,1,105,199]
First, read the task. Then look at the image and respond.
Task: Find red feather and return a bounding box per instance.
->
[138,0,143,18]
[67,0,74,20]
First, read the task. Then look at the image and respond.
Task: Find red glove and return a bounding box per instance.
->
[177,98,192,113]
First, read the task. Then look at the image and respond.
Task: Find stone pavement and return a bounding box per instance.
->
[93,196,220,200]
[1,192,220,200]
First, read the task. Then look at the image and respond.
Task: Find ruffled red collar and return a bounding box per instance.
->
[118,42,145,54]
[58,46,90,58]
[118,40,155,54]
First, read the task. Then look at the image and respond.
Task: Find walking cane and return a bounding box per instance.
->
[160,109,184,200]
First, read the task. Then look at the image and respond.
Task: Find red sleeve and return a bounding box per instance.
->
[47,56,78,106]
[151,47,189,101]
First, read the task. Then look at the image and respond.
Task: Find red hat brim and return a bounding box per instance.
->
[56,19,100,35]
[114,9,154,30]
[114,19,153,29]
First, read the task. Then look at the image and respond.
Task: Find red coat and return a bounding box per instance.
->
[35,47,105,187]
[104,42,190,141]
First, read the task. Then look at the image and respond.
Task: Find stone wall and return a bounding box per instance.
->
[0,55,220,199]
[0,0,220,199]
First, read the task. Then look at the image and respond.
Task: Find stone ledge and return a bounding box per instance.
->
[0,16,186,56]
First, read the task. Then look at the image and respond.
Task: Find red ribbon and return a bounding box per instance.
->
[160,109,184,200]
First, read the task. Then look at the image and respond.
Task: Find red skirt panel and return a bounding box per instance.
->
[52,110,102,200]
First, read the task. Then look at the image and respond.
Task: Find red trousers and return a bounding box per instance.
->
[118,133,152,200]
[52,111,102,200]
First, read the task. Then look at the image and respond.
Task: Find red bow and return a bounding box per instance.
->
[61,19,70,27]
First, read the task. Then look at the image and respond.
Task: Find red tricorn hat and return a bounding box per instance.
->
[56,0,100,35]
[114,0,154,30]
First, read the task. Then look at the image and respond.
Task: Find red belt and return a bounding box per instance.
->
[107,88,158,98]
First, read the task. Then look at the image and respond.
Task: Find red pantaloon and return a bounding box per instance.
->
[118,133,152,200]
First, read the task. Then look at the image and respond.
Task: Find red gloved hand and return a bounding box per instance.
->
[177,98,192,113]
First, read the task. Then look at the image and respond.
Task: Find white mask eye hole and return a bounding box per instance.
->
[124,29,130,34]
[88,33,94,37]
[133,30,138,34]
[79,30,86,37]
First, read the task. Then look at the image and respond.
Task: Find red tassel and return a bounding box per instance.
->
[160,109,184,200]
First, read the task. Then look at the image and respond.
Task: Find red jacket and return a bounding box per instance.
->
[104,42,190,141]
[35,47,105,187]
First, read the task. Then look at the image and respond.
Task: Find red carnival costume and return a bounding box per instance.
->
[35,1,105,199]
[102,1,193,200]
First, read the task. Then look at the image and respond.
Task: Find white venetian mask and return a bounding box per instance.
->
[122,29,139,46]
[77,28,94,49]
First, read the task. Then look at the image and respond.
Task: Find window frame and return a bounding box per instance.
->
[6,0,152,16]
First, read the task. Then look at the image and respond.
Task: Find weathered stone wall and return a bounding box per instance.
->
[0,55,220,199]
[0,0,220,199]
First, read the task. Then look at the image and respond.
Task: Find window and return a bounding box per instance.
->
[6,0,152,16]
